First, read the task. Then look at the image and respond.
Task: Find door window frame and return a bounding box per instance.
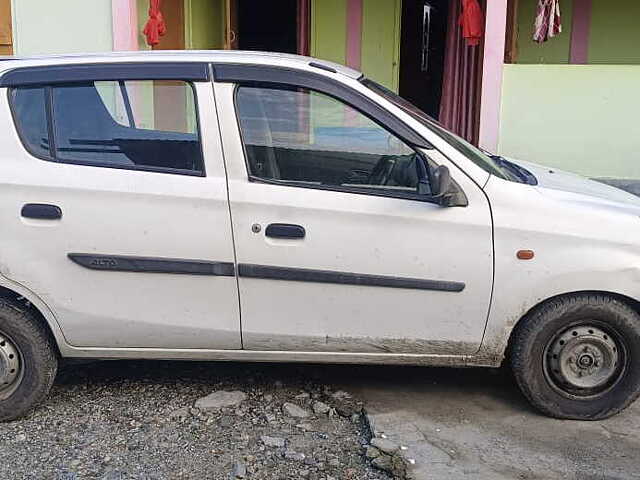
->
[217,64,440,203]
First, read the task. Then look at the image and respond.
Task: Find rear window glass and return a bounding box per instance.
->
[10,87,49,159]
[10,80,203,175]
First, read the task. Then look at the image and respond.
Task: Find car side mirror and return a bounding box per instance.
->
[426,164,468,207]
[431,165,453,205]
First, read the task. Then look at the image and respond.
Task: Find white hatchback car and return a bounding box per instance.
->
[0,51,638,421]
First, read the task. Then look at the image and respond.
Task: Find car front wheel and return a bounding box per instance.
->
[511,293,640,420]
[0,299,58,421]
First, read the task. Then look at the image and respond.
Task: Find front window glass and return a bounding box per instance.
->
[362,78,509,180]
[236,85,424,194]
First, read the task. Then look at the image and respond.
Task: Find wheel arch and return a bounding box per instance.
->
[0,282,66,357]
[502,290,640,366]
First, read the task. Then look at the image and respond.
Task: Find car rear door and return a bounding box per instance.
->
[214,65,493,355]
[0,62,241,349]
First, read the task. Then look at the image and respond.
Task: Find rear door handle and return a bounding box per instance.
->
[265,223,306,239]
[21,203,62,220]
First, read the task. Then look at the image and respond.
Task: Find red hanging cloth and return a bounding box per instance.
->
[459,0,484,47]
[143,0,167,47]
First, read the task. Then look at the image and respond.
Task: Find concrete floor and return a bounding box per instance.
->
[336,365,640,480]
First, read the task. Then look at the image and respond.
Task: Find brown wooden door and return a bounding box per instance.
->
[0,0,13,55]
[151,0,185,51]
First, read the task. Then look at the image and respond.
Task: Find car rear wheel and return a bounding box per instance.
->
[511,293,640,420]
[0,299,58,421]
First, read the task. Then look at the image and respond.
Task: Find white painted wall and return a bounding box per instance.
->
[11,0,113,55]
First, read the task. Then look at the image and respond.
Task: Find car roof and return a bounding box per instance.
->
[0,50,363,80]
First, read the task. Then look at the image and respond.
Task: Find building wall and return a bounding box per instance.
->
[499,0,640,181]
[311,0,400,91]
[11,0,113,55]
[515,0,573,64]
[184,0,224,50]
[588,1,640,65]
[499,64,640,179]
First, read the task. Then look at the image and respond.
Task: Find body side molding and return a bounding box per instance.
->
[237,264,465,292]
[68,255,464,292]
[68,254,235,276]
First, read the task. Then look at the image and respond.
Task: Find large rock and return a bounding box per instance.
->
[370,437,399,454]
[194,390,247,411]
[372,455,393,472]
[282,402,310,419]
[312,401,330,415]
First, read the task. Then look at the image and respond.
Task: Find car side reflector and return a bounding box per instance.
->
[517,250,535,260]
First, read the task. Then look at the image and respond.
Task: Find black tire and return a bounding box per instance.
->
[511,293,640,420]
[0,299,58,421]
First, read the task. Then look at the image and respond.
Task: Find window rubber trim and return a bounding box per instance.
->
[0,62,210,87]
[212,63,432,149]
[247,175,440,204]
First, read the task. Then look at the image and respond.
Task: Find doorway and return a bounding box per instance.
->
[399,0,449,119]
[232,0,299,54]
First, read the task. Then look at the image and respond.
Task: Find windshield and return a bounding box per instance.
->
[361,78,509,180]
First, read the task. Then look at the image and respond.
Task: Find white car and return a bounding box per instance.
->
[0,51,638,421]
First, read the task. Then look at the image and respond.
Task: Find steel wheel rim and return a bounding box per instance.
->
[0,331,23,400]
[544,323,626,399]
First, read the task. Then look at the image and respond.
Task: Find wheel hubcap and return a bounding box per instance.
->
[0,332,22,399]
[546,325,623,396]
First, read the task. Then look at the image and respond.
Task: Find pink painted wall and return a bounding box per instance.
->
[479,0,508,152]
[570,0,592,64]
[112,0,139,51]
[345,0,363,70]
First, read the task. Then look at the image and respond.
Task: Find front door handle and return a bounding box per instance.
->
[21,203,62,220]
[265,223,306,239]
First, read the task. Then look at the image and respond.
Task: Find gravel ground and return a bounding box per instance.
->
[0,360,392,480]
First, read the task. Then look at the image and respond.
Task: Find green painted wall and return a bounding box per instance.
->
[311,0,347,65]
[515,0,573,64]
[498,64,640,179]
[12,0,113,55]
[310,0,400,91]
[360,0,401,91]
[589,0,640,65]
[185,0,224,50]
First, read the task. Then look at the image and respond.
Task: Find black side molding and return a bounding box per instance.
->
[68,254,235,276]
[237,264,465,292]
[21,203,62,220]
[0,62,210,87]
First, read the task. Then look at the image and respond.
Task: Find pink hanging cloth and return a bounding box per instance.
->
[143,0,167,47]
[533,0,562,43]
[459,0,484,47]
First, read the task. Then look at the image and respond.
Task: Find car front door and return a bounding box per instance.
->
[0,63,240,349]
[215,66,493,355]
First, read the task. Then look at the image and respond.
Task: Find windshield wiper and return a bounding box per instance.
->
[489,155,538,185]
